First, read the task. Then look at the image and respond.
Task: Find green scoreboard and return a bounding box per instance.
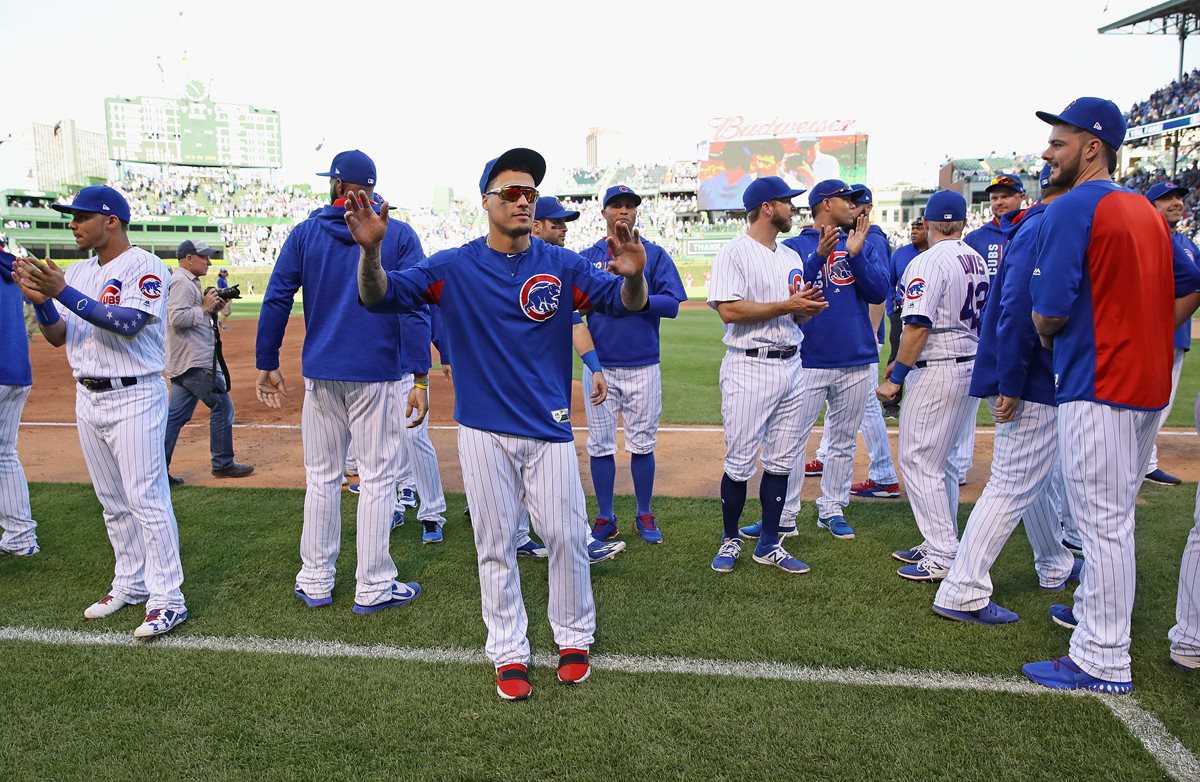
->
[105,81,282,168]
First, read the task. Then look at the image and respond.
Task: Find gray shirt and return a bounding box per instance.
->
[165,266,215,378]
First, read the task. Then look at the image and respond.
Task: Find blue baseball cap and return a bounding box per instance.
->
[923,190,967,222]
[1038,163,1053,190]
[984,173,1025,194]
[853,185,873,205]
[479,148,546,194]
[51,185,131,224]
[742,176,806,212]
[1035,96,1127,151]
[603,184,643,207]
[316,150,377,186]
[534,197,580,222]
[1146,180,1189,202]
[808,179,863,209]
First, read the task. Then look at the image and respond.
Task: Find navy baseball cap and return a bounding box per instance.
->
[603,184,643,207]
[316,150,377,186]
[853,185,873,205]
[985,173,1025,194]
[808,179,863,209]
[479,148,546,194]
[923,190,967,222]
[742,176,806,212]
[1146,180,1189,202]
[177,239,217,259]
[534,197,580,222]
[1038,163,1053,190]
[51,186,131,224]
[1035,96,1127,150]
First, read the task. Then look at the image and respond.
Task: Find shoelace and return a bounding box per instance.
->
[144,609,163,623]
[717,539,741,558]
[638,515,658,530]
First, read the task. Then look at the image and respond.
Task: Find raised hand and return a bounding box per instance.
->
[605,221,647,279]
[14,257,66,299]
[815,224,838,259]
[343,189,389,249]
[846,213,870,256]
[255,369,288,409]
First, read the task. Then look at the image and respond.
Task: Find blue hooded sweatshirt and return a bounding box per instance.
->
[964,210,1024,283]
[0,251,32,386]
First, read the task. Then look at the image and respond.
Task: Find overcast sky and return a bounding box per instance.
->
[2,0,1195,206]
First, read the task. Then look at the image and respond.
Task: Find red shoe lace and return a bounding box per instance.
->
[637,514,658,530]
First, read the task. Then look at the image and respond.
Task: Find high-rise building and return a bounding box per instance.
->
[586,127,623,169]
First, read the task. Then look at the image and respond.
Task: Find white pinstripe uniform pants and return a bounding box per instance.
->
[934,399,1075,610]
[76,377,185,611]
[297,378,406,606]
[1059,400,1158,682]
[0,384,36,551]
[581,364,662,456]
[1146,348,1187,473]
[783,365,874,522]
[815,363,899,486]
[949,398,981,483]
[1168,392,1200,659]
[720,351,804,482]
[397,373,446,522]
[898,362,977,570]
[458,425,594,667]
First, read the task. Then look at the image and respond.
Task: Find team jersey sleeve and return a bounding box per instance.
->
[1031,199,1092,318]
[398,308,433,375]
[1173,236,1200,297]
[900,258,942,326]
[649,245,688,303]
[369,253,449,314]
[707,244,746,306]
[848,240,889,304]
[995,223,1042,397]
[118,253,168,320]
[255,224,305,371]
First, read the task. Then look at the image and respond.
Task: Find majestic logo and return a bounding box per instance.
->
[906,277,926,300]
[138,274,162,299]
[520,273,562,322]
[788,268,804,294]
[98,278,122,304]
[827,250,855,286]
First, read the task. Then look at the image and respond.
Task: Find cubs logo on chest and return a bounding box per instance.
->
[520,273,562,322]
[826,250,855,286]
[788,268,804,294]
[98,278,123,304]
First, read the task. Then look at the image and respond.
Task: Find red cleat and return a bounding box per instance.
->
[496,663,532,701]
[851,479,901,498]
[804,459,823,477]
[557,648,591,684]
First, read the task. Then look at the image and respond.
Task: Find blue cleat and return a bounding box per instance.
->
[1023,656,1132,694]
[391,507,406,530]
[1042,559,1084,591]
[133,608,188,638]
[892,545,926,564]
[591,515,619,541]
[517,538,548,558]
[817,515,855,540]
[295,588,332,608]
[1144,468,1181,486]
[737,519,798,540]
[898,560,949,582]
[1049,604,1077,629]
[421,520,444,545]
[352,582,421,614]
[588,538,626,563]
[397,487,419,508]
[933,600,1019,625]
[347,482,361,495]
[0,543,40,557]
[711,537,742,573]
[752,542,810,574]
[635,513,663,544]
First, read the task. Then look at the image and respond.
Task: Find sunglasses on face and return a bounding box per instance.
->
[485,185,539,203]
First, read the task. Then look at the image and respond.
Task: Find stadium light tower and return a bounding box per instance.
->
[1100,0,1200,175]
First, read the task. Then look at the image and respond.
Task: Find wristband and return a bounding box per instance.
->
[889,361,913,385]
[413,380,429,390]
[580,350,602,373]
[33,301,61,326]
[54,285,97,319]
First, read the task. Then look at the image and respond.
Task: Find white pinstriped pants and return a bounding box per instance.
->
[582,364,662,456]
[1147,348,1187,473]
[0,384,36,551]
[897,362,977,569]
[297,378,405,605]
[458,425,594,666]
[1168,392,1200,659]
[76,377,185,611]
[719,351,805,481]
[815,363,898,486]
[1060,400,1158,682]
[934,399,1075,611]
[397,373,446,522]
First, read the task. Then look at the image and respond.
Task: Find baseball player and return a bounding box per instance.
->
[875,218,928,421]
[347,147,649,701]
[395,305,446,544]
[736,180,885,542]
[255,150,427,615]
[1168,391,1200,671]
[15,186,187,637]
[1022,97,1180,693]
[580,185,687,544]
[932,163,1078,625]
[0,242,37,556]
[1141,180,1198,486]
[215,268,231,328]
[876,190,987,583]
[708,176,828,574]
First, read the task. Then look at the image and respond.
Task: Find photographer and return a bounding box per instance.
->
[163,240,254,484]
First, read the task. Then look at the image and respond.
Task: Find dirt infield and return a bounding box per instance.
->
[18,317,1200,502]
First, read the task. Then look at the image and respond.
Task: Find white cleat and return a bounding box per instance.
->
[83,593,144,620]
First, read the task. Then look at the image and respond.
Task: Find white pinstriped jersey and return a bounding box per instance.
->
[707,233,805,351]
[901,239,987,361]
[57,247,168,379]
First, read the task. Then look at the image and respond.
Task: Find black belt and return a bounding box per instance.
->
[78,376,138,392]
[744,346,798,360]
[914,356,975,369]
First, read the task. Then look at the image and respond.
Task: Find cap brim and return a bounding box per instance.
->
[197,249,217,257]
[563,211,580,221]
[490,148,547,188]
[984,183,1024,194]
[50,204,85,215]
[604,194,643,207]
[1035,109,1090,138]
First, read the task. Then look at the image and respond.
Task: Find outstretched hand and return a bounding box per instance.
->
[846,213,870,256]
[343,190,388,249]
[605,221,647,279]
[13,257,66,300]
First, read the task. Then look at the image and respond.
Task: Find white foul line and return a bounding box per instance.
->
[0,625,1195,781]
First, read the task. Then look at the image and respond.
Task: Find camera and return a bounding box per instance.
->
[204,283,242,301]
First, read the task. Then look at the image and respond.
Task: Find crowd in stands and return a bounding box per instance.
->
[1127,68,1200,129]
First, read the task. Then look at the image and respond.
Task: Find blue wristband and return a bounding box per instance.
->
[889,361,913,385]
[54,285,97,319]
[580,350,602,373]
[33,301,61,326]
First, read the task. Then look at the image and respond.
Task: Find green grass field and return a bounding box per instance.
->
[2,482,1198,780]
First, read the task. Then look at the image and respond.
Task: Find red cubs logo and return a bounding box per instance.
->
[788,268,804,294]
[520,273,562,322]
[98,278,122,304]
[826,250,855,286]
[139,274,162,299]
[906,277,927,300]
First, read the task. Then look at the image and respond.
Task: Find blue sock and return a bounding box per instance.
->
[631,452,655,515]
[591,454,617,519]
[720,473,747,539]
[758,471,789,548]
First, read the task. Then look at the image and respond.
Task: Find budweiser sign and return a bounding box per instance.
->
[707,116,860,141]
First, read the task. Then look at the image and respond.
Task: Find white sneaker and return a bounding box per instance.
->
[133,608,188,638]
[1171,650,1200,670]
[84,593,144,620]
